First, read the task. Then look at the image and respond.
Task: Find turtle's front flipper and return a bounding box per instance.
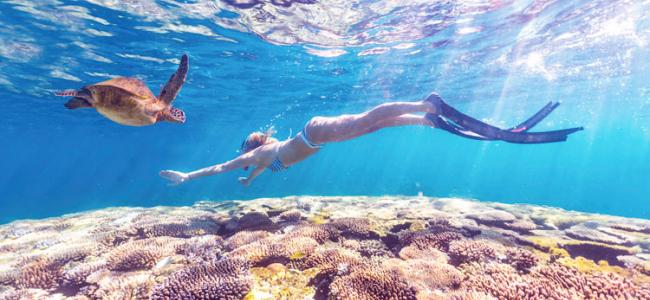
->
[158,54,189,104]
[64,97,92,109]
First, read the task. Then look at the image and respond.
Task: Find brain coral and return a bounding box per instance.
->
[150,258,251,300]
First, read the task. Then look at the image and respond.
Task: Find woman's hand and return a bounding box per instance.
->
[159,170,190,186]
[238,177,251,187]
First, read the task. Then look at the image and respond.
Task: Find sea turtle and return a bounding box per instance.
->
[55,54,189,126]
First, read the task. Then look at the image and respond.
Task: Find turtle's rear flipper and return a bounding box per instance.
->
[158,54,189,104]
[64,98,92,109]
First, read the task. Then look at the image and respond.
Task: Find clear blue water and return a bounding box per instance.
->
[1,0,649,223]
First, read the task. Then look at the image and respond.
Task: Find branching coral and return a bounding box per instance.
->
[399,230,463,252]
[14,257,62,290]
[329,267,417,300]
[330,218,375,238]
[398,245,448,263]
[534,263,650,299]
[235,211,273,231]
[150,259,251,300]
[224,230,271,251]
[86,271,156,300]
[176,235,225,263]
[448,240,497,266]
[462,262,576,299]
[278,209,302,222]
[138,219,219,238]
[291,247,363,275]
[60,259,108,289]
[227,236,318,266]
[383,258,463,294]
[106,237,184,271]
[285,224,340,243]
[504,248,538,272]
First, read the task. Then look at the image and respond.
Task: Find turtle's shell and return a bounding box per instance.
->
[87,77,166,126]
[92,77,155,99]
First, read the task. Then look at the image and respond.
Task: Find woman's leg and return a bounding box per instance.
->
[345,114,434,139]
[309,101,437,143]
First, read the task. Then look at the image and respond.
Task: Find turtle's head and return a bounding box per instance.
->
[162,106,185,123]
[61,88,93,109]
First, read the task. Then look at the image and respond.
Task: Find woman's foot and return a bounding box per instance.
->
[423,92,443,114]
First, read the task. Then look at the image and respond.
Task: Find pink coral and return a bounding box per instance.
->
[448,240,497,265]
[15,258,62,290]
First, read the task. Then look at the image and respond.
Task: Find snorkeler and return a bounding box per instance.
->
[159,93,583,186]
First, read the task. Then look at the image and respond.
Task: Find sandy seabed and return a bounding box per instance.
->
[0,196,649,300]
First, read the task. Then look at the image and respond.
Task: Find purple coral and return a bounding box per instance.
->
[285,224,340,243]
[292,247,363,275]
[330,218,375,238]
[224,230,271,251]
[227,236,318,266]
[448,240,497,265]
[400,230,464,252]
[150,258,251,300]
[329,267,417,300]
[105,237,182,271]
[504,248,538,272]
[278,209,302,222]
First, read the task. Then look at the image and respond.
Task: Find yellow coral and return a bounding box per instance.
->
[557,256,627,274]
[246,266,318,300]
[308,215,328,225]
[525,236,639,258]
[408,221,427,232]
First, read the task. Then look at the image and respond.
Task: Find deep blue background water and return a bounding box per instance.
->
[1,0,649,223]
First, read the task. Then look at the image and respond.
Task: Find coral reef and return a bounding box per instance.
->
[448,239,498,265]
[106,237,184,271]
[504,248,538,272]
[150,258,251,300]
[329,267,417,300]
[0,196,648,299]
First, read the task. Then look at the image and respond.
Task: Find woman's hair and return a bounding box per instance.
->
[240,127,278,153]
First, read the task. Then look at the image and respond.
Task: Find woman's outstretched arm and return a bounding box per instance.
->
[238,165,265,187]
[160,151,257,185]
